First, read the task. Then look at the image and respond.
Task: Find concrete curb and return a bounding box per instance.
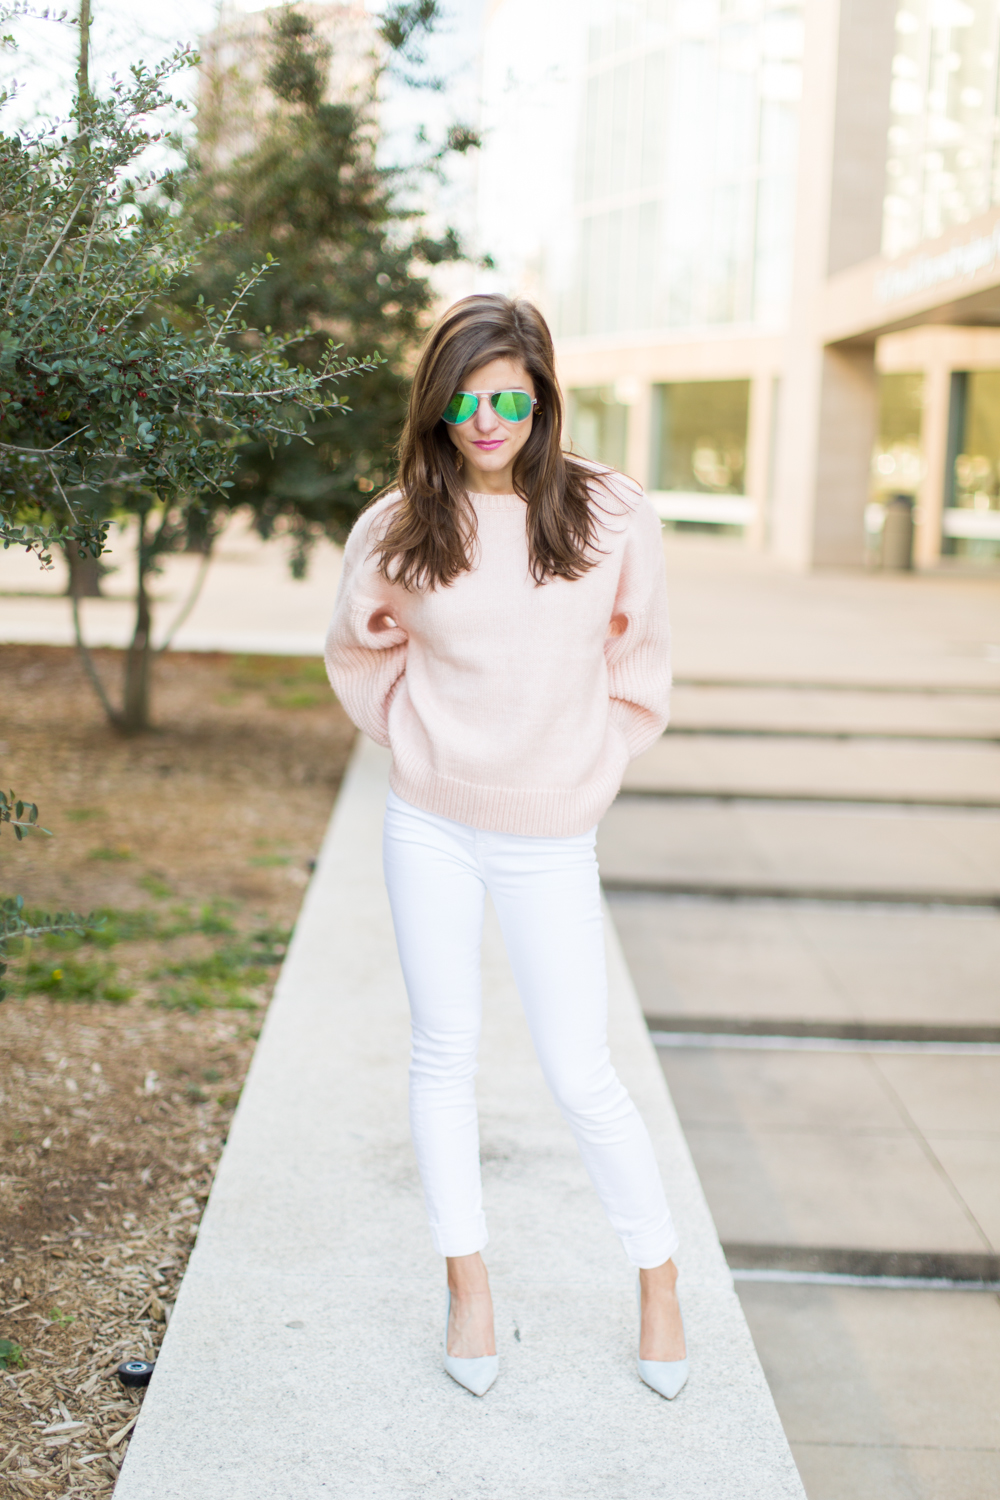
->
[114,737,806,1499]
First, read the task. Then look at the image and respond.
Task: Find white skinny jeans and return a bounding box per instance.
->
[382,791,679,1268]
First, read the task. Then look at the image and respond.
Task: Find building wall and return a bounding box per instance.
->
[475,0,1000,571]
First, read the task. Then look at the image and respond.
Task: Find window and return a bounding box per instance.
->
[566,387,629,469]
[652,380,750,494]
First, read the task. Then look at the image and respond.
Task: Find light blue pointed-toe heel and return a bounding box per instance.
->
[635,1275,689,1400]
[443,1292,499,1397]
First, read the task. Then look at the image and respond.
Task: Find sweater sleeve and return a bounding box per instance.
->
[324,504,408,748]
[604,490,672,758]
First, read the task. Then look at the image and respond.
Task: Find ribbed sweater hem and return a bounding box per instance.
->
[387,736,630,838]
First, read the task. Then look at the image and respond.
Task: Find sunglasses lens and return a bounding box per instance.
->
[442,392,478,425]
[491,390,533,422]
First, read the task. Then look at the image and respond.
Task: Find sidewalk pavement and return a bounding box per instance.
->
[113,738,805,1500]
[601,541,1000,1500]
[2,524,999,687]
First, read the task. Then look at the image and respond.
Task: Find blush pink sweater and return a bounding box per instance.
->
[324,472,671,837]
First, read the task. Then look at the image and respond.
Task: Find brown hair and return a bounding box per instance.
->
[373,294,608,590]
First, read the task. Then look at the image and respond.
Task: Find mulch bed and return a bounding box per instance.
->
[0,644,355,1497]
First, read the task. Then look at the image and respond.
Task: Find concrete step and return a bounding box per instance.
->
[113,740,805,1500]
[598,798,1000,903]
[655,1045,999,1253]
[622,735,1000,806]
[664,539,1000,692]
[669,684,1000,740]
[738,1281,1000,1500]
[607,893,1000,1029]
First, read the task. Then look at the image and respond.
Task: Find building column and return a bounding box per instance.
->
[812,344,880,565]
[623,380,653,491]
[771,0,896,568]
[914,359,951,569]
[744,372,776,551]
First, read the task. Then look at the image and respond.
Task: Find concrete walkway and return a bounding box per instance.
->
[602,544,1000,1500]
[114,738,805,1500]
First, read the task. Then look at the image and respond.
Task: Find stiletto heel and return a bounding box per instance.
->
[443,1291,499,1397]
[635,1275,689,1400]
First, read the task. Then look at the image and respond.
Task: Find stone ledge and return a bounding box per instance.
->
[114,737,805,1500]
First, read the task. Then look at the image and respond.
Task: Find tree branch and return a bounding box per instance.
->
[155,539,213,654]
[70,588,122,727]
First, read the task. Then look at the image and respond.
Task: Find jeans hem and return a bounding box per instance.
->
[622,1224,680,1270]
[430,1215,489,1259]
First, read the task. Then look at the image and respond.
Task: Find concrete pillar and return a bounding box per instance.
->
[744,372,776,551]
[624,380,653,491]
[813,344,879,566]
[771,0,896,568]
[914,360,952,570]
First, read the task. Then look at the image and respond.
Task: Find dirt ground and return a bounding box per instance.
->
[0,644,355,1497]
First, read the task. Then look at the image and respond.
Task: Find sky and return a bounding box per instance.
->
[2,0,486,160]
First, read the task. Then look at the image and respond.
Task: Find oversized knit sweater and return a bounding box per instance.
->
[324,472,671,837]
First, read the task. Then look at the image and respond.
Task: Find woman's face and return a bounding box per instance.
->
[443,356,536,493]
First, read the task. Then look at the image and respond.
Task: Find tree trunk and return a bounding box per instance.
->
[77,0,91,115]
[121,515,153,734]
[64,538,104,597]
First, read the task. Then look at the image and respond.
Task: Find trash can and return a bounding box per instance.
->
[881,493,914,571]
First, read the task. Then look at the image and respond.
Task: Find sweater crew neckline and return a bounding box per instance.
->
[466,489,524,511]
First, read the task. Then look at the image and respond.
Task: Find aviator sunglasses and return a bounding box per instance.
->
[441,388,538,425]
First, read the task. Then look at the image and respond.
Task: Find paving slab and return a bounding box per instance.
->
[674,1121,987,1252]
[669,684,1000,739]
[607,894,1000,1026]
[662,535,1000,691]
[598,798,1000,899]
[658,1050,910,1133]
[874,1055,1000,1135]
[113,738,804,1500]
[655,1046,997,1254]
[922,1137,1000,1247]
[737,1282,1000,1500]
[622,735,1000,804]
[0,518,341,655]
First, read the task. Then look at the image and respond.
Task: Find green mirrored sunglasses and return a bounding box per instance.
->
[441,388,537,425]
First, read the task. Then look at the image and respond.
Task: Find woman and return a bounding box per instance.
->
[325,294,687,1400]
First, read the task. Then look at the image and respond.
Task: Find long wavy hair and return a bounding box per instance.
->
[372,294,607,590]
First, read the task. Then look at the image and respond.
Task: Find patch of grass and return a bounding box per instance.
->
[228,654,329,710]
[48,1307,75,1326]
[34,900,234,953]
[139,873,173,899]
[158,982,260,1013]
[249,854,290,867]
[152,927,288,1012]
[270,687,325,709]
[22,957,134,1004]
[87,845,133,862]
[189,902,236,936]
[65,807,106,823]
[0,1339,25,1369]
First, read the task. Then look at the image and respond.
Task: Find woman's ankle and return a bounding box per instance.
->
[639,1257,678,1294]
[447,1251,490,1298]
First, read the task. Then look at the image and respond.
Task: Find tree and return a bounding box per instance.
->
[183,2,478,572]
[0,21,379,732]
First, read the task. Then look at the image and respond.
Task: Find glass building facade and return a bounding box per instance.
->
[478,0,1000,565]
[883,0,1000,259]
[558,0,804,337]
